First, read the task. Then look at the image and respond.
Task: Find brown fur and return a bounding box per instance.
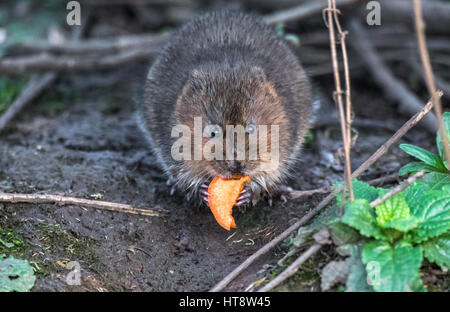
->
[138,9,312,197]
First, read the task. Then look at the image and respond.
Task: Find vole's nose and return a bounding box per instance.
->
[229,161,244,174]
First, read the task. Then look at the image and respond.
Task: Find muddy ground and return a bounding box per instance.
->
[1,60,446,292]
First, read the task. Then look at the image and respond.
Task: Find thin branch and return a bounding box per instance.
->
[263,0,360,25]
[328,0,354,203]
[369,170,425,208]
[7,33,168,55]
[257,229,330,292]
[210,95,436,292]
[0,45,160,74]
[0,193,167,217]
[413,0,450,166]
[349,19,438,133]
[352,93,441,178]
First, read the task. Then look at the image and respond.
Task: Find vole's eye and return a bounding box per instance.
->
[205,124,221,139]
[246,123,256,134]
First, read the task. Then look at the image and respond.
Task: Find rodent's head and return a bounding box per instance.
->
[173,64,291,189]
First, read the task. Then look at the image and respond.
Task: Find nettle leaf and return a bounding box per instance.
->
[362,241,424,292]
[342,199,387,241]
[420,172,450,191]
[436,112,450,159]
[375,193,418,232]
[335,179,381,206]
[0,257,36,292]
[399,162,441,176]
[404,173,450,212]
[399,144,446,171]
[423,232,450,268]
[410,191,450,243]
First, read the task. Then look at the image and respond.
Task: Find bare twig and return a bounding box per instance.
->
[326,0,354,204]
[352,93,441,178]
[7,33,168,55]
[0,45,161,74]
[413,0,450,166]
[289,187,330,199]
[257,229,330,292]
[264,0,360,25]
[369,170,425,208]
[210,95,436,292]
[349,19,438,133]
[0,193,167,217]
[289,172,399,200]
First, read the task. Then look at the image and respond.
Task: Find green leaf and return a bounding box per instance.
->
[328,222,361,246]
[342,199,387,241]
[404,172,450,213]
[345,245,373,292]
[0,257,36,292]
[436,112,450,159]
[362,241,423,292]
[421,172,450,191]
[399,144,446,171]
[399,162,441,176]
[375,193,418,232]
[335,179,381,205]
[423,232,450,268]
[410,191,450,243]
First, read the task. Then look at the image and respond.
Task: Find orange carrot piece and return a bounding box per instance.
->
[207,176,251,230]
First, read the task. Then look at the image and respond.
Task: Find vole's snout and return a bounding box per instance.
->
[228,160,244,175]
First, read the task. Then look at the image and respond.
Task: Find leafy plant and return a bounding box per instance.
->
[324,174,450,292]
[0,254,36,292]
[399,112,450,175]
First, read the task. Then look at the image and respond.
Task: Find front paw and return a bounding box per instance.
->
[236,184,253,206]
[200,183,210,206]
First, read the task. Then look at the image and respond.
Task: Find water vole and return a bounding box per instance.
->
[138,10,312,204]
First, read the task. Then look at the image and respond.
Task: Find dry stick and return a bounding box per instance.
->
[258,229,329,292]
[325,0,353,206]
[413,0,450,167]
[349,19,438,134]
[352,93,440,178]
[0,45,161,74]
[332,0,354,201]
[290,172,399,200]
[210,94,437,292]
[263,0,360,25]
[8,33,169,55]
[0,193,166,217]
[257,171,424,292]
[370,170,425,208]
